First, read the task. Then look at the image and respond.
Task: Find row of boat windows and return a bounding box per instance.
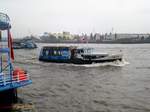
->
[42,48,93,56]
[76,49,92,54]
[43,50,68,56]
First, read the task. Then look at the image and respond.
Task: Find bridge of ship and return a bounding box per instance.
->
[0,12,32,92]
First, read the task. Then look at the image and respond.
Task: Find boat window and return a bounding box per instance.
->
[61,50,69,56]
[49,50,52,55]
[81,49,84,53]
[87,49,92,53]
[77,49,84,54]
[58,51,61,55]
[43,49,46,56]
[46,50,49,56]
[54,50,57,55]
[84,48,92,54]
[60,51,65,56]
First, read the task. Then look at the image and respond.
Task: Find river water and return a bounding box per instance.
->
[14,43,150,112]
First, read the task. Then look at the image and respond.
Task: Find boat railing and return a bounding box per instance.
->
[0,72,30,86]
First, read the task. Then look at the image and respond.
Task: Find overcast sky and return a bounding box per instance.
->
[0,0,150,38]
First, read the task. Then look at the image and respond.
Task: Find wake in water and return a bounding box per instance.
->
[71,59,129,67]
[15,55,129,68]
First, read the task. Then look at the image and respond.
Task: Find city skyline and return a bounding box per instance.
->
[0,0,150,38]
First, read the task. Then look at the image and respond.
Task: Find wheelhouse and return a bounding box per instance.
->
[75,48,94,54]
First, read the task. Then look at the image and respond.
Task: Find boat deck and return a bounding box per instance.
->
[0,72,32,92]
[0,48,32,92]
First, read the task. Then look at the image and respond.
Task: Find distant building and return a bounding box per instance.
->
[105,33,150,40]
[40,32,57,42]
[94,33,101,40]
[62,31,74,40]
[43,32,49,37]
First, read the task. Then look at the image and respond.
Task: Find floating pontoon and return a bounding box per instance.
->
[0,12,32,92]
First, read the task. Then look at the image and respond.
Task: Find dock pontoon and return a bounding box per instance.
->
[0,12,32,92]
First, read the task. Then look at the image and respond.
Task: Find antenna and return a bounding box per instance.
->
[112,27,114,34]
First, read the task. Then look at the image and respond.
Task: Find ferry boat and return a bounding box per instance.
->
[0,12,32,104]
[39,46,123,64]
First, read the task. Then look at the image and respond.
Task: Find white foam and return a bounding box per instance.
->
[71,59,129,68]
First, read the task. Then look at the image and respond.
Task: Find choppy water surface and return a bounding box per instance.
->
[14,44,150,112]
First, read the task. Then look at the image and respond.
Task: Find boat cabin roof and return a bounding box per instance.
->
[42,46,77,50]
